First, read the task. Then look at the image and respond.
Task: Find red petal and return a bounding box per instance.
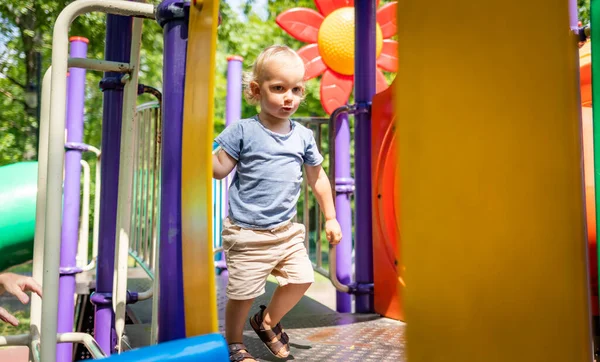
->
[315,0,354,16]
[376,68,389,93]
[276,9,323,43]
[376,2,397,38]
[320,70,353,115]
[297,44,327,80]
[377,40,398,72]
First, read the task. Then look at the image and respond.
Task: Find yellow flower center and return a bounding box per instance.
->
[317,7,383,76]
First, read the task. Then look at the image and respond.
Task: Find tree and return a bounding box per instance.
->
[0,0,165,165]
[579,0,590,25]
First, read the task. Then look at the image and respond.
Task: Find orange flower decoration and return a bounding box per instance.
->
[276,0,398,114]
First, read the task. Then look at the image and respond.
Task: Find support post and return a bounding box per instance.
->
[94,14,132,355]
[57,36,88,362]
[354,0,376,313]
[334,112,353,312]
[156,0,188,342]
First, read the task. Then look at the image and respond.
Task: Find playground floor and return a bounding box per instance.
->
[216,273,406,362]
[0,269,406,361]
[127,270,406,361]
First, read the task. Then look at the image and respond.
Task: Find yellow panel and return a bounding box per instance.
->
[395,1,593,361]
[181,0,220,336]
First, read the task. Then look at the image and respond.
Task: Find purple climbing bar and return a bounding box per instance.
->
[334,112,353,313]
[156,0,188,342]
[56,37,88,362]
[354,0,376,313]
[94,14,133,355]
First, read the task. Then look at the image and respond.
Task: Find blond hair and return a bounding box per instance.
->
[243,45,306,105]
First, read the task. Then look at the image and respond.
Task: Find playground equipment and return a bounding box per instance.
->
[396,1,592,361]
[0,162,38,272]
[2,0,600,361]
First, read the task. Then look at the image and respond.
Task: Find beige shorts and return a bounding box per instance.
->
[222,218,314,300]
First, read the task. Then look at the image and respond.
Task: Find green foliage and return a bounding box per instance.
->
[579,0,590,25]
[0,310,30,335]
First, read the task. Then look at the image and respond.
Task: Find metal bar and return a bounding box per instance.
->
[334,111,353,312]
[77,159,91,269]
[0,334,30,346]
[82,147,102,272]
[150,105,162,345]
[329,244,350,293]
[30,67,52,333]
[57,38,88,362]
[145,109,156,268]
[113,15,144,352]
[137,289,154,301]
[225,55,243,225]
[353,0,376,313]
[92,150,101,261]
[128,250,154,280]
[131,110,141,259]
[29,326,40,362]
[134,110,145,259]
[149,107,161,270]
[328,106,355,295]
[569,0,579,31]
[143,108,152,263]
[157,0,188,341]
[56,333,106,359]
[68,57,131,73]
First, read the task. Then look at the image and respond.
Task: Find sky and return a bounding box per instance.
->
[224,0,269,20]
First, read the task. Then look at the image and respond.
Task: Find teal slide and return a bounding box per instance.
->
[0,162,37,272]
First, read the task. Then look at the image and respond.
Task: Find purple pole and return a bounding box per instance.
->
[354,0,376,313]
[225,56,243,127]
[57,37,88,362]
[569,0,579,30]
[224,55,243,218]
[156,0,187,342]
[57,37,87,361]
[335,113,353,313]
[94,15,132,354]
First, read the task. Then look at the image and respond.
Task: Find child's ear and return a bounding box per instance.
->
[250,81,260,98]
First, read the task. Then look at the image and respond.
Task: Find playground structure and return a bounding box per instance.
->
[0,0,598,361]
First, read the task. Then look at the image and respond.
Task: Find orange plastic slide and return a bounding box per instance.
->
[371,80,403,320]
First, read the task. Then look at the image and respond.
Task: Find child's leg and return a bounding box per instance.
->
[225,298,255,344]
[262,283,311,328]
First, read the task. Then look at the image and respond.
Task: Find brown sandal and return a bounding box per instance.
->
[249,305,290,358]
[229,343,256,362]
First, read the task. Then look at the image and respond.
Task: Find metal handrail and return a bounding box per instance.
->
[327,106,354,293]
[326,104,370,294]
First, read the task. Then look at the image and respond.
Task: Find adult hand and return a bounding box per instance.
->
[0,273,42,326]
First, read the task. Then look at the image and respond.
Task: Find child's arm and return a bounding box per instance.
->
[213,148,237,180]
[305,164,342,244]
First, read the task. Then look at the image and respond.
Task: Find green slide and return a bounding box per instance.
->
[0,162,37,272]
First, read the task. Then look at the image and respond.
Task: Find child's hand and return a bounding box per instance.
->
[325,219,342,245]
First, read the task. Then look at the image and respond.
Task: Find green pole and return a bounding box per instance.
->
[592,0,600,310]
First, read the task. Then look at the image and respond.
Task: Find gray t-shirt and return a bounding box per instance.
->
[215,115,324,230]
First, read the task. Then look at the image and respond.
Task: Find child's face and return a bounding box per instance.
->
[254,55,305,122]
